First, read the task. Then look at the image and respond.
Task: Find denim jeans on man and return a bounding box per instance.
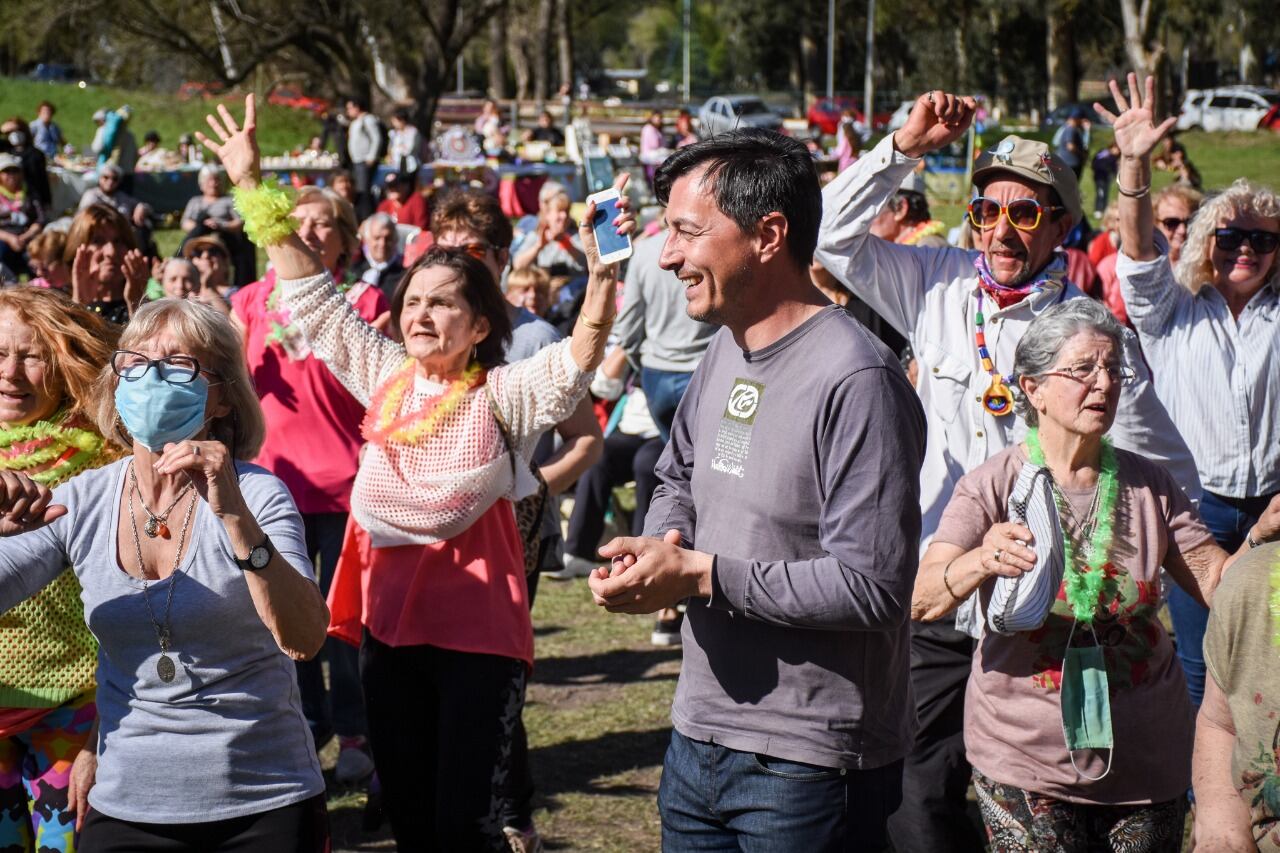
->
[660,730,904,852]
[640,367,693,443]
[1167,489,1277,708]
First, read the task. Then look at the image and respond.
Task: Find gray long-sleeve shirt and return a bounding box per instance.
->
[645,305,926,769]
[614,231,716,372]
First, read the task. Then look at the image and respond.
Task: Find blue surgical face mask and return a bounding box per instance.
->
[114,366,210,451]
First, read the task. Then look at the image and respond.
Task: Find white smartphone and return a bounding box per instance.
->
[586,187,633,263]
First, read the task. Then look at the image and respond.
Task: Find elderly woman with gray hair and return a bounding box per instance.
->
[1103,74,1280,716]
[911,297,1280,851]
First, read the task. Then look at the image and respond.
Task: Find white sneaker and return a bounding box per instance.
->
[542,554,597,580]
[335,742,375,784]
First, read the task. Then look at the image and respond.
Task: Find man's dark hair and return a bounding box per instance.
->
[654,128,821,268]
[894,190,931,224]
[345,95,370,113]
[392,106,412,124]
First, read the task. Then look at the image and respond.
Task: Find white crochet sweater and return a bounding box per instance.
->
[280,273,592,547]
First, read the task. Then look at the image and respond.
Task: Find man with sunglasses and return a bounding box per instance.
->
[182,232,236,310]
[815,89,1199,853]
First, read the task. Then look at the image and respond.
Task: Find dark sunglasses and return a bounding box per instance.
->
[1214,227,1280,255]
[967,197,1064,232]
[191,247,226,260]
[1158,217,1191,233]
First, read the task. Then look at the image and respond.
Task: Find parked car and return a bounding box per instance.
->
[177,81,226,100]
[1177,86,1280,131]
[807,97,864,135]
[267,85,331,115]
[1260,103,1280,132]
[697,95,784,137]
[26,63,92,85]
[1040,99,1118,131]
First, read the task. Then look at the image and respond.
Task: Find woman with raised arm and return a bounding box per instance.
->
[910,298,1280,852]
[199,95,633,851]
[1104,73,1280,714]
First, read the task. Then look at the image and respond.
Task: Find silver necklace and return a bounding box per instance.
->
[128,463,193,539]
[127,463,198,684]
[1053,480,1103,556]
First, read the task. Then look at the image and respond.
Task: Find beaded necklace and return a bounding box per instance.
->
[1026,427,1119,625]
[362,359,484,446]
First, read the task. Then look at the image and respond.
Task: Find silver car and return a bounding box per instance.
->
[697,95,785,137]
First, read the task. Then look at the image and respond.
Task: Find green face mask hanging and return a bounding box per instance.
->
[1060,621,1114,780]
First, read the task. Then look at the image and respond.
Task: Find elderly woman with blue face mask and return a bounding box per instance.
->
[0,298,330,852]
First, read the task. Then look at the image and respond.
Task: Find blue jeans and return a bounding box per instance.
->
[659,730,903,852]
[1169,489,1276,708]
[641,367,693,444]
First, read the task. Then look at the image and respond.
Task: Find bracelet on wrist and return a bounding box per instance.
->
[578,314,615,331]
[1247,528,1266,549]
[232,183,299,247]
[942,558,962,601]
[1116,179,1151,199]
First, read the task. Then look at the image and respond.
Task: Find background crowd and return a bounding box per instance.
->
[0,67,1273,853]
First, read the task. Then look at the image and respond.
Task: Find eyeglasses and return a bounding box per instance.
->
[1214,227,1280,255]
[967,197,1065,232]
[112,350,220,385]
[1042,362,1136,387]
[191,247,226,260]
[439,242,493,262]
[1158,217,1191,233]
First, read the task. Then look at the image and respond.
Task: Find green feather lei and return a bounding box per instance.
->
[1026,428,1120,625]
[0,411,108,487]
[232,182,299,247]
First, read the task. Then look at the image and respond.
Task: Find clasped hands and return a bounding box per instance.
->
[586,529,714,614]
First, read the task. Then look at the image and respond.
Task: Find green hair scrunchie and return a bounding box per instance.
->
[233,182,299,247]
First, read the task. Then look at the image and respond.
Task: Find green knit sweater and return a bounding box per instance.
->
[0,413,117,708]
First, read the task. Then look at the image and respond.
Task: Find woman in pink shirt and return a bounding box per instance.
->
[229,185,388,783]
[203,96,633,851]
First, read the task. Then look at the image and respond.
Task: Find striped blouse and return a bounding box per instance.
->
[1117,252,1280,498]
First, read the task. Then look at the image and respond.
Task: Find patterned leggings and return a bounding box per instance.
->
[0,694,97,853]
[973,769,1186,853]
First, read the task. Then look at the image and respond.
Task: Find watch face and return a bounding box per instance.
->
[249,545,271,569]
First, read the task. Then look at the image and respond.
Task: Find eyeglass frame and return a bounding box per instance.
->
[111,350,224,385]
[1213,227,1280,255]
[1157,217,1191,233]
[1039,361,1137,388]
[967,196,1066,232]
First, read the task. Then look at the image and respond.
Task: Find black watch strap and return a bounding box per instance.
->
[235,535,275,572]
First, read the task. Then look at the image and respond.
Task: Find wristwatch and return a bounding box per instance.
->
[235,535,275,572]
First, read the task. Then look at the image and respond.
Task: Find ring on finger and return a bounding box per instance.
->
[994,548,1004,562]
[192,446,201,457]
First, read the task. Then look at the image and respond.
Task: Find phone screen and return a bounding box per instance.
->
[591,196,631,257]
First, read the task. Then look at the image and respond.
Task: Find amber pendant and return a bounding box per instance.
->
[143,517,170,539]
[982,376,1015,417]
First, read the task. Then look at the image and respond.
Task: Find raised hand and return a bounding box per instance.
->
[893,90,977,159]
[153,439,248,520]
[0,471,67,537]
[579,171,636,284]
[1095,72,1176,162]
[70,244,94,305]
[122,248,149,311]
[195,96,261,190]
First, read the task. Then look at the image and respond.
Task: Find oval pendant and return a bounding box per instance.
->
[157,654,176,683]
[982,377,1015,417]
[144,517,159,538]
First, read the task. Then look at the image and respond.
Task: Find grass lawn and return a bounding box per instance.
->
[0,77,322,158]
[322,573,676,852]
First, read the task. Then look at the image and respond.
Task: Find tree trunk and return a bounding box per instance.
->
[800,26,818,106]
[533,0,554,108]
[488,10,508,98]
[509,28,531,102]
[1120,0,1168,112]
[1045,1,1076,111]
[556,0,572,95]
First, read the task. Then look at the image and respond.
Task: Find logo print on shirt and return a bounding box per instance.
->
[712,379,763,478]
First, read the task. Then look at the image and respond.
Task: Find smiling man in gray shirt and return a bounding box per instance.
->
[588,129,926,851]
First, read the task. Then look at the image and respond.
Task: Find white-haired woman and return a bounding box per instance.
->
[511,181,586,278]
[0,299,330,851]
[911,298,1280,852]
[1104,73,1280,712]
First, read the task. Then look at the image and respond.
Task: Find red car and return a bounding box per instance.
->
[177,81,225,100]
[1261,104,1280,132]
[807,97,864,135]
[267,86,332,116]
